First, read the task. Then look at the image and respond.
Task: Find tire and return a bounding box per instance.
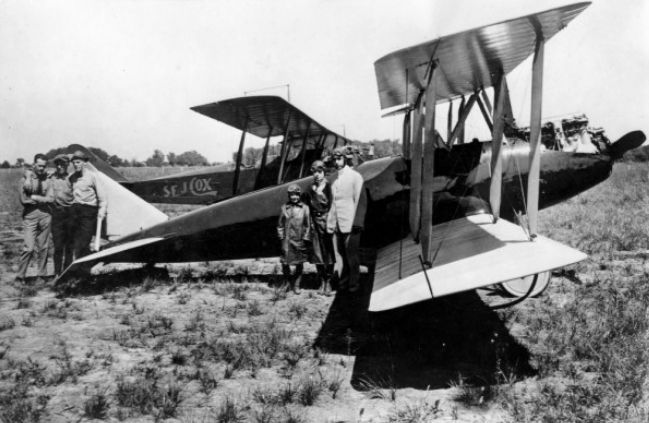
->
[499,271,551,298]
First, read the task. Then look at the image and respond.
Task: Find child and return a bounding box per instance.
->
[304,160,335,295]
[277,184,310,293]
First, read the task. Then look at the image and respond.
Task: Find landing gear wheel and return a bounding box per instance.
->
[499,271,551,298]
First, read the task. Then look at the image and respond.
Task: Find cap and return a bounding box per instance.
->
[53,154,70,165]
[71,150,89,161]
[310,160,325,172]
[287,184,301,194]
[333,146,352,158]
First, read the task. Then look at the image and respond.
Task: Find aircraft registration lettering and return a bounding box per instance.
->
[161,176,219,198]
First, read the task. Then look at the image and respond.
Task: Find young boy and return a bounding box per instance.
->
[277,184,311,293]
[304,160,335,295]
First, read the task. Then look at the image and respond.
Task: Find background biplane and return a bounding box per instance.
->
[66,97,353,205]
[57,2,645,312]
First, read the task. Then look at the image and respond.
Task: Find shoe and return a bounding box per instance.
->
[319,278,332,296]
[293,275,302,294]
[14,276,25,284]
[281,280,291,293]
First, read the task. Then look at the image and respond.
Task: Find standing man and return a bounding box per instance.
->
[48,154,74,276]
[69,150,107,259]
[327,146,365,292]
[16,154,52,282]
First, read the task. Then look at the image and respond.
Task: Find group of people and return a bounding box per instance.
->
[16,150,107,282]
[277,146,364,295]
[16,145,361,290]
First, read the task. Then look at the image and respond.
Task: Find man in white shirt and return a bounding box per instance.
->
[326,146,364,292]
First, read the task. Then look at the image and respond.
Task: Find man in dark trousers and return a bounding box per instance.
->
[69,150,107,259]
[16,153,52,282]
[48,154,74,276]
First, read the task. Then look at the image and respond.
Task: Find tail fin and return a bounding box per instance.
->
[66,144,130,183]
[86,162,168,241]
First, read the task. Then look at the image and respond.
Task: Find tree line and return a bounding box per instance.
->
[1,147,215,168]
[1,139,401,169]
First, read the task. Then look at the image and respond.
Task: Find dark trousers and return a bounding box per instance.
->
[334,228,361,290]
[51,207,74,275]
[71,204,98,259]
[17,207,51,278]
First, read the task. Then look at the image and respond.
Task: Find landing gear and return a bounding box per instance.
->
[499,271,551,298]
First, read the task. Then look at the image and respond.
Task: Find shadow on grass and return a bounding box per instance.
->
[315,273,535,390]
[53,266,326,297]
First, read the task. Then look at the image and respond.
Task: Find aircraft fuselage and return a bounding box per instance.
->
[105,142,612,265]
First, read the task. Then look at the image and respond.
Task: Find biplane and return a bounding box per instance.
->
[70,96,353,205]
[57,2,645,312]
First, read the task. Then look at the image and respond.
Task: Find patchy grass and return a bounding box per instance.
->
[1,163,649,421]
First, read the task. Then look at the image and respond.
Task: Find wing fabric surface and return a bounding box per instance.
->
[374,2,590,110]
[369,213,587,312]
[191,96,352,149]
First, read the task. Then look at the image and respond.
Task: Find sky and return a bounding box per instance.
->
[1,0,648,165]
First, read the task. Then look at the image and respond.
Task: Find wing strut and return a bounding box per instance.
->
[277,114,292,184]
[448,94,477,146]
[446,100,453,143]
[489,72,507,221]
[527,28,545,238]
[476,91,494,133]
[402,111,411,159]
[298,123,312,178]
[421,65,437,264]
[408,93,424,238]
[233,120,248,195]
[254,133,272,189]
[457,95,466,144]
[480,89,493,115]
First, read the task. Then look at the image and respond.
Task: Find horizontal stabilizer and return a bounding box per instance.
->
[56,237,165,282]
[369,213,586,312]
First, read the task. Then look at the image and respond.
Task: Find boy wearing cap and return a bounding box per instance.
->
[304,160,335,294]
[47,154,74,276]
[277,184,311,294]
[69,150,107,259]
[16,153,52,282]
[327,146,364,292]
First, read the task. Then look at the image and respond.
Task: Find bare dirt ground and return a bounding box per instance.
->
[1,164,648,422]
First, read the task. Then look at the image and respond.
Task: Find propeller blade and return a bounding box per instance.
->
[608,130,646,159]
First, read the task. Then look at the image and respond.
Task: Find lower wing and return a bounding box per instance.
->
[369,212,586,312]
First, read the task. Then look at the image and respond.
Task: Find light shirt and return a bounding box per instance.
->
[47,173,73,207]
[69,168,108,218]
[326,165,364,233]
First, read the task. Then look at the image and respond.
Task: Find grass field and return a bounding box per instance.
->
[0,163,648,422]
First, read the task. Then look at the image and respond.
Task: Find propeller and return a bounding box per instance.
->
[607,130,646,159]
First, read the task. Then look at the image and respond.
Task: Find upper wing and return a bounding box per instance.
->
[374,2,590,110]
[369,213,586,312]
[191,95,353,150]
